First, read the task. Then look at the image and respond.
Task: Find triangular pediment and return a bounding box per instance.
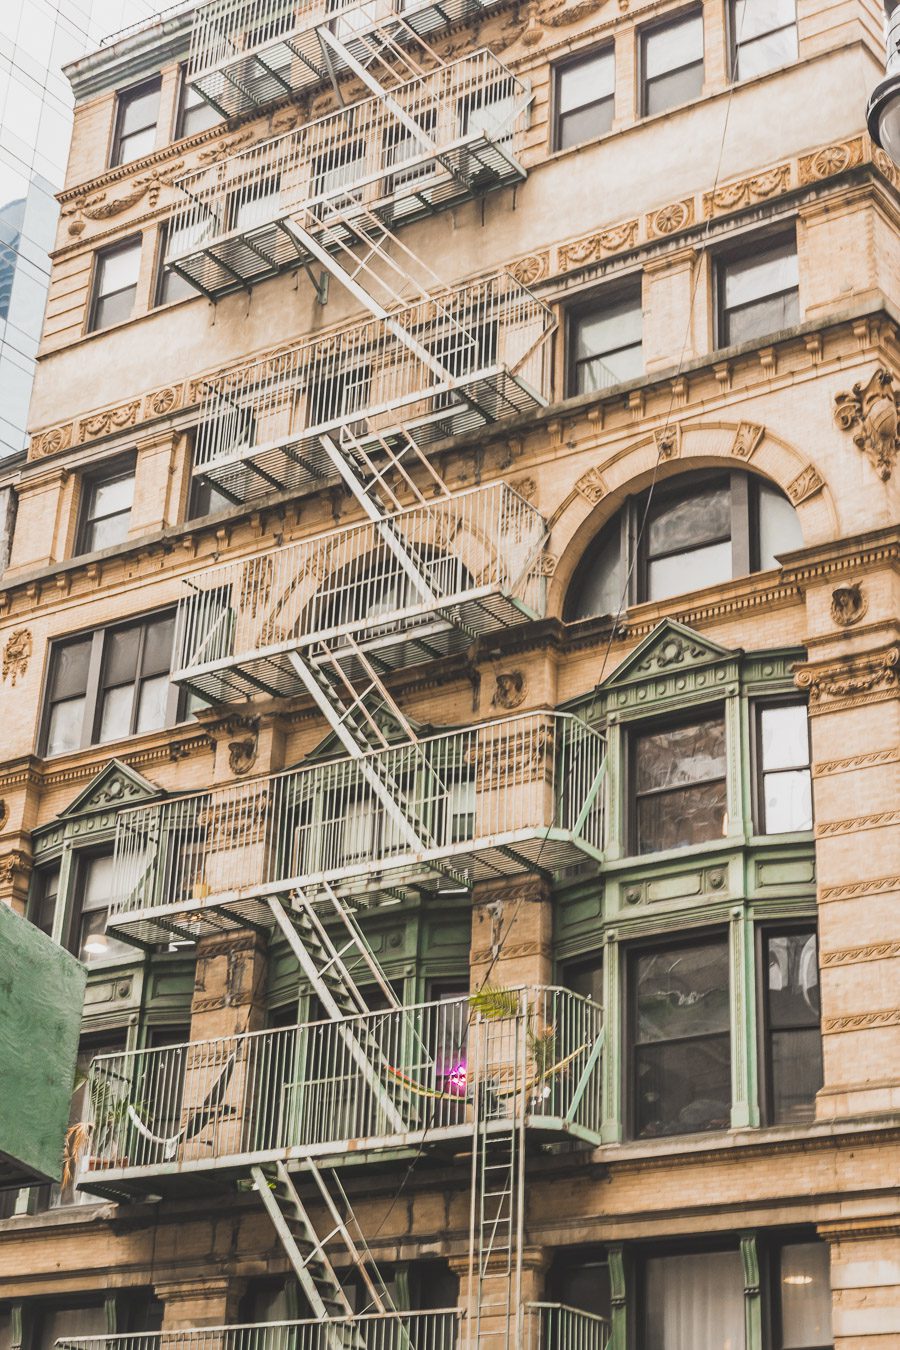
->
[601,620,737,688]
[59,760,162,818]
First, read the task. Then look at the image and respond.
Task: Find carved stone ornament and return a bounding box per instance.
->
[78,400,142,443]
[30,423,73,459]
[786,464,825,505]
[507,252,549,287]
[834,367,900,481]
[575,466,608,503]
[647,199,694,238]
[654,424,680,460]
[731,422,764,461]
[491,671,527,710]
[0,800,7,831]
[537,551,558,576]
[831,583,867,628]
[636,634,706,673]
[703,163,791,218]
[204,714,260,775]
[61,161,184,235]
[0,850,28,886]
[2,628,32,686]
[229,736,259,776]
[794,647,899,703]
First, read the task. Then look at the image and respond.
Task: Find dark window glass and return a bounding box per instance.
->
[111,78,161,167]
[641,11,704,116]
[176,69,220,139]
[764,930,822,1125]
[41,613,180,756]
[732,0,797,80]
[777,1241,833,1348]
[645,476,732,600]
[44,636,92,755]
[631,936,731,1138]
[565,471,802,619]
[563,955,603,1006]
[188,470,233,520]
[31,863,60,938]
[34,1304,108,1345]
[569,288,642,394]
[757,703,812,833]
[549,1247,611,1317]
[645,1248,745,1350]
[89,238,141,332]
[719,237,800,347]
[72,852,134,964]
[312,142,366,199]
[633,715,728,854]
[156,224,199,306]
[77,460,134,554]
[555,50,615,150]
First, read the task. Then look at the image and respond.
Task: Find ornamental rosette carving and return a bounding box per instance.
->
[647,199,694,238]
[507,252,549,287]
[798,136,863,184]
[144,385,182,419]
[834,367,900,481]
[29,422,73,460]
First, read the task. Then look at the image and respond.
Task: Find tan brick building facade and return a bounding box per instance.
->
[0,0,898,1345]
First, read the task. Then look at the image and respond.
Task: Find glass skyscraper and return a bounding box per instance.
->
[0,0,184,458]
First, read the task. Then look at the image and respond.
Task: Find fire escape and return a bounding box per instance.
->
[62,0,609,1346]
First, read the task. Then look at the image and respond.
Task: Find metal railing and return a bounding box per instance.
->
[58,1309,461,1350]
[189,271,553,499]
[172,482,545,697]
[80,988,603,1176]
[169,50,525,286]
[56,1305,609,1350]
[107,712,605,940]
[187,0,505,115]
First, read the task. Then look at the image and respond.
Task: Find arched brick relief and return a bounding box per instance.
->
[544,421,837,618]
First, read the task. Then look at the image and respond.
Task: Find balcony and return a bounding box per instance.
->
[107,711,605,947]
[189,272,553,505]
[57,1305,609,1350]
[173,483,546,703]
[188,0,506,117]
[78,988,602,1195]
[168,52,527,300]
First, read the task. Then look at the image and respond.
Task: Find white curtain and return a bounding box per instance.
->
[645,1249,746,1350]
[781,1242,833,1347]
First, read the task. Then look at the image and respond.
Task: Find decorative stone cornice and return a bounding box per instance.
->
[793,645,900,709]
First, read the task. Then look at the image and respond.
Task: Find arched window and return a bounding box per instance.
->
[566,470,802,619]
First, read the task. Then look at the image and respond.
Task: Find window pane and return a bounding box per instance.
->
[645,1249,745,1350]
[90,473,134,519]
[763,769,812,832]
[570,525,623,619]
[81,853,115,912]
[558,99,614,149]
[99,683,134,741]
[758,481,802,566]
[118,126,157,164]
[93,285,137,331]
[645,62,705,115]
[233,180,281,229]
[726,290,799,345]
[647,539,733,600]
[637,779,728,852]
[735,25,797,78]
[636,941,730,1042]
[78,907,133,964]
[637,1034,732,1135]
[644,14,704,78]
[578,342,643,391]
[761,704,809,771]
[86,510,131,552]
[647,481,731,556]
[575,295,642,358]
[767,932,820,1027]
[559,52,615,113]
[780,1242,832,1348]
[33,864,60,937]
[50,638,91,699]
[136,674,170,732]
[97,243,141,296]
[734,0,795,41]
[636,717,727,793]
[46,696,86,755]
[104,626,141,685]
[180,80,220,137]
[120,84,160,137]
[770,1027,822,1124]
[142,615,176,676]
[723,242,798,310]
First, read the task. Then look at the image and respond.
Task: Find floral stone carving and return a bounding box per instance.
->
[2,629,32,686]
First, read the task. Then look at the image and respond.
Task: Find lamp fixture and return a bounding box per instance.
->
[867,1,900,168]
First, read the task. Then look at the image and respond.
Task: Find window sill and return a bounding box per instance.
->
[594,1114,900,1165]
[36,717,209,766]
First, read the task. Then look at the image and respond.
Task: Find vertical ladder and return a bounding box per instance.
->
[467,998,527,1350]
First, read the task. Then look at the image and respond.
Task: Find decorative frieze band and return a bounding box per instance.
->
[813,747,899,776]
[820,941,900,968]
[30,131,891,462]
[818,874,899,903]
[823,1007,900,1034]
[815,810,900,838]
